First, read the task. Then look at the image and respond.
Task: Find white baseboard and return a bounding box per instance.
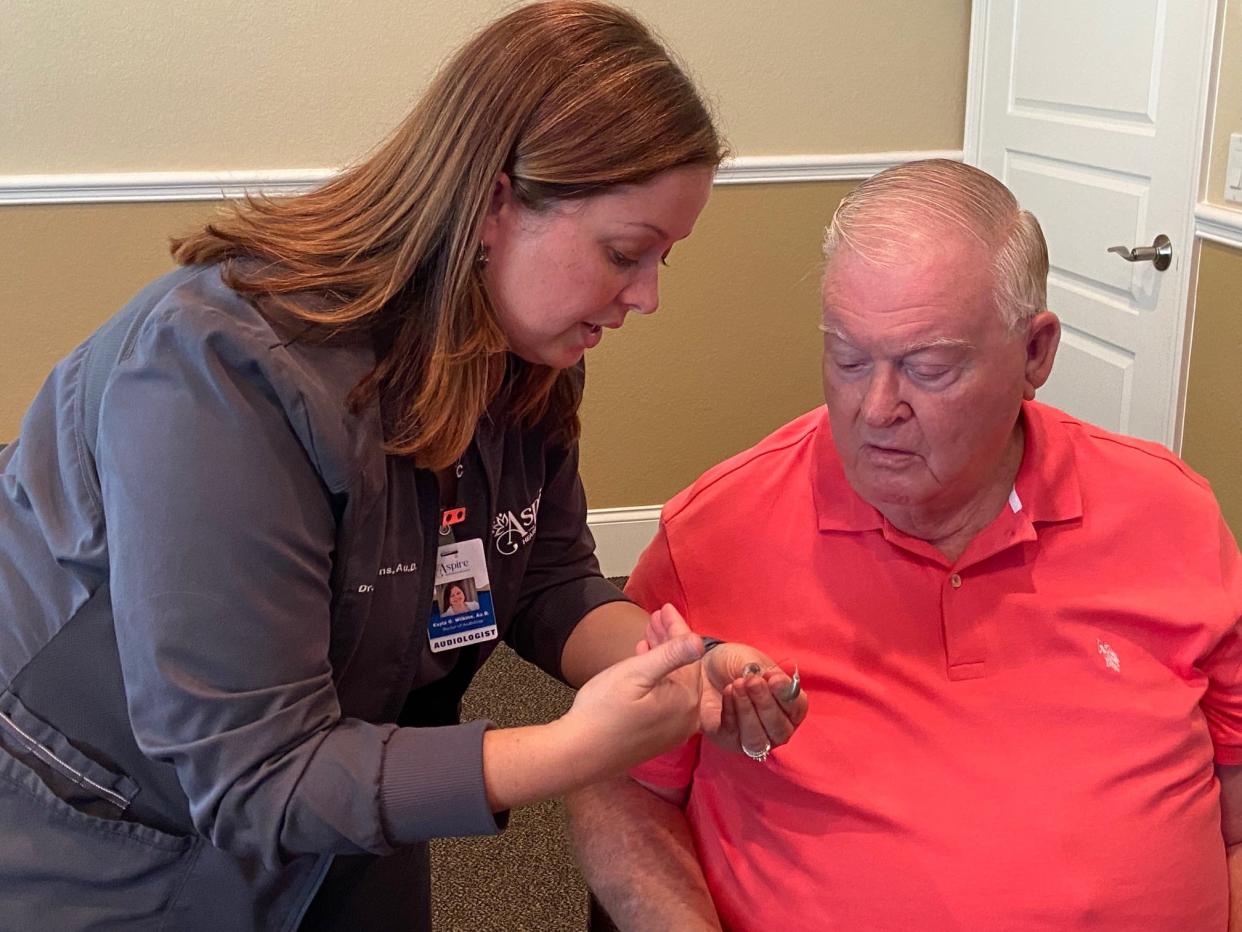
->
[0,151,964,206]
[586,505,662,579]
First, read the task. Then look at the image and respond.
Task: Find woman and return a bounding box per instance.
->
[441,582,479,617]
[0,3,806,929]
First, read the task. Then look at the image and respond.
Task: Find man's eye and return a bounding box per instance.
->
[909,366,951,382]
[834,360,866,373]
[609,248,638,268]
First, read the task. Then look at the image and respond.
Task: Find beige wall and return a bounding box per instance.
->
[0,204,217,432]
[0,184,844,507]
[1208,0,1242,206]
[2,1,969,173]
[2,1,968,506]
[1187,0,1242,539]
[1182,241,1242,538]
[580,182,847,506]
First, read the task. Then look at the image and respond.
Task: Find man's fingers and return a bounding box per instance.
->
[732,685,773,759]
[705,644,777,687]
[764,670,808,721]
[719,683,739,736]
[742,675,797,747]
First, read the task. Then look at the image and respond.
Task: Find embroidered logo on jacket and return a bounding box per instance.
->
[492,489,541,556]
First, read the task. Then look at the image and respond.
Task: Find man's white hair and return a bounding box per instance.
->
[822,159,1049,330]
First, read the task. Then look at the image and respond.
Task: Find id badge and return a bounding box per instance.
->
[428,537,498,653]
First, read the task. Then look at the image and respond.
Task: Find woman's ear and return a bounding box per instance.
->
[478,173,515,250]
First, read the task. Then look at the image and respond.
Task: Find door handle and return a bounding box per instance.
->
[1107,234,1172,271]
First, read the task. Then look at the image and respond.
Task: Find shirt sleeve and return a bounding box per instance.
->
[624,520,700,791]
[504,434,629,680]
[1201,518,1242,765]
[99,303,498,868]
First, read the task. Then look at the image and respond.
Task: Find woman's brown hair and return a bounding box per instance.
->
[173,1,724,469]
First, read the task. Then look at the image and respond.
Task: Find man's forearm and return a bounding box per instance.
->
[567,777,721,932]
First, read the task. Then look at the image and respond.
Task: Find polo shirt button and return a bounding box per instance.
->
[949,573,962,589]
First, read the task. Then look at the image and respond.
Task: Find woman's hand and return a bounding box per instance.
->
[643,604,809,756]
[484,632,704,811]
[558,631,705,784]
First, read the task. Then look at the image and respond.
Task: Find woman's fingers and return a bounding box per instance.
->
[656,604,693,639]
[626,633,703,689]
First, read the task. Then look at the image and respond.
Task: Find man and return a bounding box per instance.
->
[567,160,1242,931]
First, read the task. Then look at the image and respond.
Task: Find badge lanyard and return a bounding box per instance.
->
[428,459,498,653]
[438,461,467,543]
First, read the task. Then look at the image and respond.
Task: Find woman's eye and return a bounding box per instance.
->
[609,248,638,268]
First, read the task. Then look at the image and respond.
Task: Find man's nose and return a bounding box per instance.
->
[861,367,908,428]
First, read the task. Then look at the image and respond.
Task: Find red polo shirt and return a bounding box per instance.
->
[629,402,1242,932]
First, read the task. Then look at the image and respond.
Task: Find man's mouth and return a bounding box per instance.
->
[862,443,918,464]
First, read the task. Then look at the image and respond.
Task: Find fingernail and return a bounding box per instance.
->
[741,662,762,677]
[783,669,801,702]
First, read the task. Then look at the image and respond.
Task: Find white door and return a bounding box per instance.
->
[965,0,1217,446]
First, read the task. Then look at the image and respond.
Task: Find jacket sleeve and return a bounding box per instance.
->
[98,302,499,867]
[503,433,630,681]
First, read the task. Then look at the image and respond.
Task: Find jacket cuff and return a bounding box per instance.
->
[380,720,508,844]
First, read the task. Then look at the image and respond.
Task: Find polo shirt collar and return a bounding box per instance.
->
[1011,400,1083,525]
[809,400,1083,534]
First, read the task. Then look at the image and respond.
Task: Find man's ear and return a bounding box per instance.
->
[478,172,514,250]
[1022,310,1061,400]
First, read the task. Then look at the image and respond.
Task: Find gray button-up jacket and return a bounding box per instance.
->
[0,265,625,930]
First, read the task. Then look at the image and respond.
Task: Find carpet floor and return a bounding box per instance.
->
[429,577,632,930]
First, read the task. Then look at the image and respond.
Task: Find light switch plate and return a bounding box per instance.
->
[1227,133,1242,204]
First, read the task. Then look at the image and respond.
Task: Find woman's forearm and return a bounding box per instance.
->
[482,720,586,811]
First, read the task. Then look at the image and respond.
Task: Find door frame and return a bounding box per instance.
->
[962,0,1224,452]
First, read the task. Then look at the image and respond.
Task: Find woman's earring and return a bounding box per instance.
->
[476,245,490,268]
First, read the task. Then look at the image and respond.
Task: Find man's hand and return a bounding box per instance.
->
[641,604,809,754]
